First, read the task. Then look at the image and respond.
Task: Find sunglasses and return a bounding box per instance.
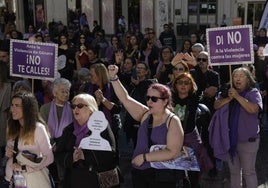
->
[80,37,85,39]
[173,67,184,71]
[177,80,191,85]
[70,103,88,109]
[197,58,208,62]
[146,96,165,102]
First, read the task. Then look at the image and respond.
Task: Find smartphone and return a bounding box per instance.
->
[22,150,37,159]
[131,68,137,80]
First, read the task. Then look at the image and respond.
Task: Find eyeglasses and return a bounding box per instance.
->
[197,58,208,62]
[176,80,191,85]
[70,103,88,109]
[173,67,184,71]
[136,66,146,70]
[146,96,165,102]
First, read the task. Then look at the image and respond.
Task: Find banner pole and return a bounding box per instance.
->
[32,79,34,94]
[229,65,232,88]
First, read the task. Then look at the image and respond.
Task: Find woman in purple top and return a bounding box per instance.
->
[108,65,184,188]
[214,67,262,188]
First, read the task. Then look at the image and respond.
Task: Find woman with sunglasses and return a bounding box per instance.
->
[54,93,118,188]
[123,62,157,147]
[58,33,75,81]
[172,72,214,188]
[75,33,91,70]
[108,64,184,188]
[156,51,189,87]
[4,92,53,187]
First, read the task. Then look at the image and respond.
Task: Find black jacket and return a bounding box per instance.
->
[54,123,117,188]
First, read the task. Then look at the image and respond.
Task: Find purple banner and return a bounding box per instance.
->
[206,25,254,66]
[10,40,58,80]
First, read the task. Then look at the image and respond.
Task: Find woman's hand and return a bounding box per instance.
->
[131,76,139,85]
[228,87,239,100]
[5,146,15,158]
[12,163,23,172]
[171,52,184,66]
[183,52,197,66]
[131,154,144,166]
[73,147,85,162]
[94,89,104,104]
[108,65,119,79]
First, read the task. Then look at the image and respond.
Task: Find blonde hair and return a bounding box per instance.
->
[72,93,98,112]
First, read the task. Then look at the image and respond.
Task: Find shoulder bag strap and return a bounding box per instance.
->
[91,150,100,172]
[166,113,175,129]
[13,136,19,164]
[147,115,153,148]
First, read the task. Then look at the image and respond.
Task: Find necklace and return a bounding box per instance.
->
[55,103,64,107]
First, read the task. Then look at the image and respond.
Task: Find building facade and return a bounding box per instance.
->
[6,0,267,36]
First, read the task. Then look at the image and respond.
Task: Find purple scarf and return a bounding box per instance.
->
[143,50,150,66]
[229,91,247,161]
[48,100,73,138]
[73,119,89,147]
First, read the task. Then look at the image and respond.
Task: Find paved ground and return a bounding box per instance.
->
[118,128,268,188]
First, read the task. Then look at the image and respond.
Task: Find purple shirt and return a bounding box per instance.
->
[132,116,168,170]
[237,88,262,141]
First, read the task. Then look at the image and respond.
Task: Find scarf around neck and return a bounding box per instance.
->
[228,91,247,161]
[48,100,73,138]
[73,119,89,147]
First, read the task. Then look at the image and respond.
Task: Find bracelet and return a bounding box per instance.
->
[102,98,107,103]
[110,76,119,81]
[143,153,147,162]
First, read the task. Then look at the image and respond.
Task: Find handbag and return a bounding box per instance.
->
[97,168,119,188]
[22,167,51,188]
[91,151,120,188]
[16,152,55,188]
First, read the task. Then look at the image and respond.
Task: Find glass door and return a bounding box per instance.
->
[247,2,265,28]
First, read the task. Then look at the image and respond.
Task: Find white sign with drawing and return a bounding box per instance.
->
[79,111,112,151]
[150,145,200,171]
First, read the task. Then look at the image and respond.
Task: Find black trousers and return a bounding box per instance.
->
[131,168,181,188]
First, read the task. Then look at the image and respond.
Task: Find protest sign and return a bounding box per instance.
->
[79,111,112,151]
[10,39,58,80]
[206,25,254,66]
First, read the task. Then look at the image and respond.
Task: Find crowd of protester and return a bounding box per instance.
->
[0,13,267,188]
